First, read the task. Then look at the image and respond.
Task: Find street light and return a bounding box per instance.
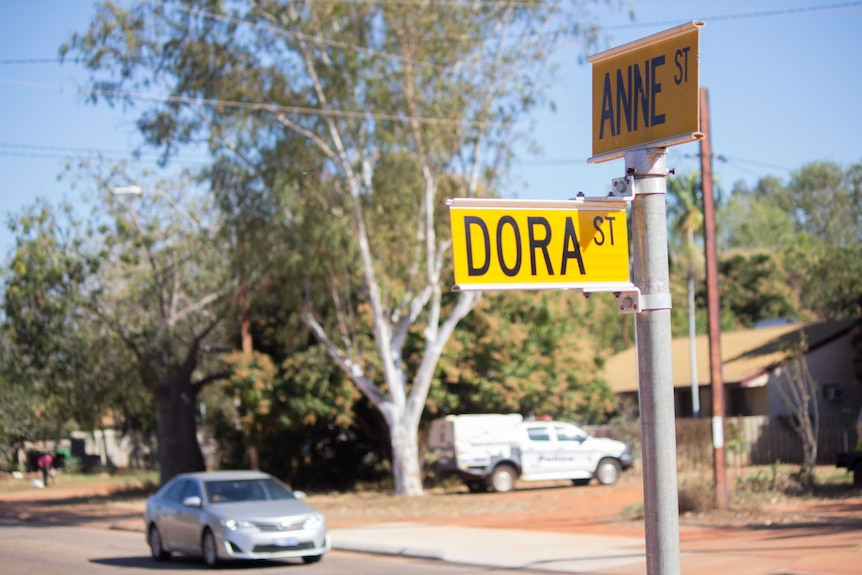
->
[111,184,201,228]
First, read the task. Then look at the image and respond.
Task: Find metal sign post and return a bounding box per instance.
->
[628,149,680,575]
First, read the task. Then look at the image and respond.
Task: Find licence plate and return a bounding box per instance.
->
[273,537,299,547]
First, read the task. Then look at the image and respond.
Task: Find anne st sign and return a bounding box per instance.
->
[589,21,704,163]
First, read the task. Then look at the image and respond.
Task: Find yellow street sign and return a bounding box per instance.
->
[589,21,704,163]
[448,198,631,291]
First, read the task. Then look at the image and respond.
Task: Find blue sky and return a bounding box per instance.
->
[2,1,861,257]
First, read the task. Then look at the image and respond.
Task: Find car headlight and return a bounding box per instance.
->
[220,518,259,532]
[303,514,324,530]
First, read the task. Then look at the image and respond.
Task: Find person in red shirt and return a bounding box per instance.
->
[37,453,54,487]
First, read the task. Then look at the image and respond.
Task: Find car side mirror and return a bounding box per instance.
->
[182,495,202,508]
[293,490,307,500]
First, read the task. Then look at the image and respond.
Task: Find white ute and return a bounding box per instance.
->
[428,413,634,493]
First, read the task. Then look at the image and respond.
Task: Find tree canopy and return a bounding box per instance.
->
[59,0,611,494]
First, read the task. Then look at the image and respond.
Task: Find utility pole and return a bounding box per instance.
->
[699,87,728,509]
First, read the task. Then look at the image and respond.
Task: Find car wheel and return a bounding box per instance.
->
[302,555,323,564]
[148,525,171,561]
[202,529,220,568]
[854,465,862,487]
[490,464,517,493]
[595,458,622,485]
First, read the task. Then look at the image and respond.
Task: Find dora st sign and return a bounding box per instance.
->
[589,21,704,163]
[447,198,631,292]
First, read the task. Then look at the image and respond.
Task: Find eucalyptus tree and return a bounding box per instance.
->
[64,0,611,495]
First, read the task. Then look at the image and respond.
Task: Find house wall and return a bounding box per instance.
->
[665,329,860,426]
[767,331,861,431]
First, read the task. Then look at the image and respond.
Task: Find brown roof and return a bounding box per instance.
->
[603,318,859,393]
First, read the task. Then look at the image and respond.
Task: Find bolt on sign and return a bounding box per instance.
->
[447,198,632,291]
[589,21,704,163]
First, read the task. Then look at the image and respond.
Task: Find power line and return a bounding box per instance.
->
[602,1,862,30]
[0,142,209,164]
[5,1,858,71]
[0,77,511,128]
[676,152,793,173]
[0,58,83,65]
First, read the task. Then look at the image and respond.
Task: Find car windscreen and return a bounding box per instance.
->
[204,478,297,504]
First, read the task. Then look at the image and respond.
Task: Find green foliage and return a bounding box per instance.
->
[719,184,797,252]
[800,246,862,319]
[718,253,797,328]
[717,159,862,324]
[432,291,615,424]
[3,200,111,443]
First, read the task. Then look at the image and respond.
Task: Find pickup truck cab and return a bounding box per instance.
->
[428,414,634,493]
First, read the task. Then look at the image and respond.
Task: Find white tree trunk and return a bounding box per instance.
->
[387,407,423,496]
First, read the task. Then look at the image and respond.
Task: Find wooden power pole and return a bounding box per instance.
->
[699,87,728,509]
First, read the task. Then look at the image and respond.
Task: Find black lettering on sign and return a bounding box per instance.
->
[599,56,667,140]
[464,216,490,276]
[561,217,586,275]
[674,46,690,84]
[593,215,617,246]
[496,216,521,277]
[527,217,554,276]
[461,212,612,279]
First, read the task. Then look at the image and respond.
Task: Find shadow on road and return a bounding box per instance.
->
[90,556,312,570]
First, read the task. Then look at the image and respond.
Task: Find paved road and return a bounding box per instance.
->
[5,478,862,574]
[0,524,557,575]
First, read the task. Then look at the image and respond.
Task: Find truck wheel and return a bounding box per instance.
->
[490,464,517,493]
[595,458,622,485]
[466,481,487,493]
[854,466,862,488]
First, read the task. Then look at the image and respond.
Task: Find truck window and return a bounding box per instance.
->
[554,425,585,442]
[526,426,551,441]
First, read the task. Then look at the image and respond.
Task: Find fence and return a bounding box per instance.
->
[585,415,855,470]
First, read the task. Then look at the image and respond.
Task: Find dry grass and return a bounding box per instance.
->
[0,469,158,496]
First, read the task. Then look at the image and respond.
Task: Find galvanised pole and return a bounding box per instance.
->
[628,147,681,575]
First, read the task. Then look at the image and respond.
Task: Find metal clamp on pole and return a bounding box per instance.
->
[609,176,634,200]
[616,289,640,314]
[615,289,673,313]
[640,292,673,311]
[625,147,672,191]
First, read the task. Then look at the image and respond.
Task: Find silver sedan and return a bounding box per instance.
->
[144,469,330,567]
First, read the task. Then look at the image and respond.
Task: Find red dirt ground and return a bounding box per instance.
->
[4,470,861,543]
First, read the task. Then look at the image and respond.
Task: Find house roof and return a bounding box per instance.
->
[603,317,859,393]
